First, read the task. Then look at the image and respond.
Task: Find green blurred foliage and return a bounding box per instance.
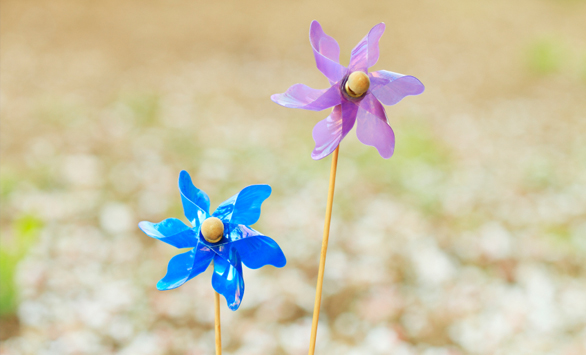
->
[582,54,586,82]
[124,93,161,126]
[393,121,452,168]
[34,97,84,128]
[354,118,452,216]
[0,214,43,316]
[526,38,566,75]
[523,157,556,191]
[0,169,19,200]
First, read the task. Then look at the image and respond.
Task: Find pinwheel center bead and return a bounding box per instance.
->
[201,217,224,243]
[345,71,370,98]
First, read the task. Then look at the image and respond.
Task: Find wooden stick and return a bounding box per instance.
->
[308,145,340,355]
[214,291,222,355]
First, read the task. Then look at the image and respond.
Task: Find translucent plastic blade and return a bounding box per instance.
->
[178,170,210,228]
[310,21,348,84]
[212,252,245,311]
[356,94,395,159]
[212,185,271,226]
[311,100,358,160]
[156,244,214,290]
[369,70,425,106]
[271,83,342,111]
[349,23,385,72]
[138,218,198,249]
[228,225,286,269]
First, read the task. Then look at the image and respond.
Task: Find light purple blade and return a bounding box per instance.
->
[356,94,395,159]
[349,23,386,72]
[311,100,358,160]
[309,20,340,63]
[310,21,348,84]
[369,70,425,106]
[271,84,342,111]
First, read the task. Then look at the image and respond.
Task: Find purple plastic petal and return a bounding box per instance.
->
[369,70,425,106]
[349,23,386,72]
[271,84,342,111]
[311,101,358,160]
[178,170,210,228]
[156,244,214,290]
[138,218,198,248]
[309,21,340,62]
[310,21,348,84]
[356,94,395,159]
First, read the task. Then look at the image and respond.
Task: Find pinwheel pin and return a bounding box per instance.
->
[272,21,424,354]
[139,170,286,354]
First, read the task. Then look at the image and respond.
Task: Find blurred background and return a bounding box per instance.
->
[1,0,586,354]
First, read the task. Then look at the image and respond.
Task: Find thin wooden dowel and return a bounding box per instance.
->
[214,291,222,355]
[308,145,340,355]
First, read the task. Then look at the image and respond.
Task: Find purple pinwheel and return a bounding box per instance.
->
[272,21,425,159]
[138,170,286,311]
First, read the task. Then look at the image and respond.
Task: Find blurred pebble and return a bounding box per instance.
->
[100,202,134,234]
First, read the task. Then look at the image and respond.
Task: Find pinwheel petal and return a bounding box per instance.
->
[138,218,198,248]
[178,170,210,228]
[311,101,358,160]
[356,94,395,159]
[310,21,348,84]
[225,225,286,269]
[271,84,342,111]
[235,236,286,270]
[349,23,386,72]
[369,70,425,106]
[156,244,214,290]
[212,185,271,226]
[212,253,245,311]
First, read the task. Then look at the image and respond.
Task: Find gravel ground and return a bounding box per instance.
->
[1,0,586,354]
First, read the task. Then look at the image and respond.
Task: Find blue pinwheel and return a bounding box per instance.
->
[138,170,286,311]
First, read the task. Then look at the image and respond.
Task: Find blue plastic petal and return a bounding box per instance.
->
[178,170,210,228]
[212,252,244,311]
[230,226,286,269]
[222,223,258,243]
[212,185,271,226]
[206,231,241,264]
[156,243,214,290]
[138,218,198,248]
[209,225,285,270]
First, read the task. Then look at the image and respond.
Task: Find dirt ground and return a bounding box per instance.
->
[1,0,586,354]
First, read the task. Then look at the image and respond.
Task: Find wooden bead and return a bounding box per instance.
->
[201,217,224,243]
[345,71,370,98]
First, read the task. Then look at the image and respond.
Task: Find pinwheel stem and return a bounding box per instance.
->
[214,291,222,355]
[308,145,340,355]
